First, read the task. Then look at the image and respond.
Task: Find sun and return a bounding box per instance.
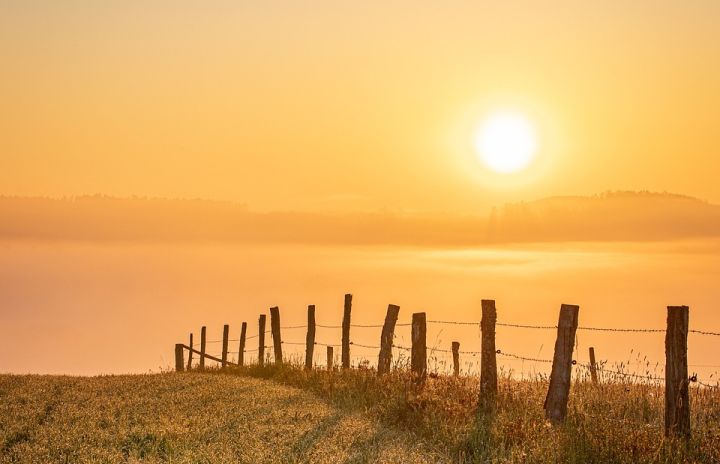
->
[473,112,538,173]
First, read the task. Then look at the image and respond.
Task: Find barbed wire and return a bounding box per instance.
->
[499,322,556,330]
[197,320,720,337]
[690,329,720,337]
[350,342,381,349]
[428,320,477,326]
[578,363,664,382]
[497,350,553,364]
[427,319,720,335]
[315,322,412,329]
[314,341,340,347]
[578,326,663,333]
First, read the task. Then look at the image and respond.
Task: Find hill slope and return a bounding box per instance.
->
[0,373,447,464]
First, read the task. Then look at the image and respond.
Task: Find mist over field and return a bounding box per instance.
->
[1,193,719,379]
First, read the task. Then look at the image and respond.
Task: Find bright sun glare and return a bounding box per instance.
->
[474,112,537,173]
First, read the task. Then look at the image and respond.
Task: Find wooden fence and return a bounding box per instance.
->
[174,294,719,440]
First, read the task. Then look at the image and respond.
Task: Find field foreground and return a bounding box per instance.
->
[2,368,719,463]
[0,373,446,463]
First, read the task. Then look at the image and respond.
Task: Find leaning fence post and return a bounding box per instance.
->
[200,326,207,370]
[327,346,334,370]
[221,324,229,368]
[665,305,690,439]
[480,299,498,410]
[378,304,400,375]
[544,304,580,424]
[187,333,194,370]
[452,342,460,377]
[411,312,427,381]
[305,305,316,370]
[589,347,599,384]
[342,294,352,369]
[258,314,266,367]
[238,322,247,367]
[175,343,185,372]
[270,306,283,364]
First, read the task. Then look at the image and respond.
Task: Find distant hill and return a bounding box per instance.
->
[0,191,719,245]
[487,191,720,243]
[0,195,483,246]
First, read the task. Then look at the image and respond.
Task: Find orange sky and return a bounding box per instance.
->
[2,1,720,213]
[2,2,720,377]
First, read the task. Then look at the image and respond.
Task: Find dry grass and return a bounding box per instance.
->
[0,373,447,463]
[229,359,720,463]
[2,364,718,463]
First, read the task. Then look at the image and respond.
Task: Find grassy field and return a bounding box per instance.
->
[1,366,719,463]
[230,363,720,463]
[0,373,446,463]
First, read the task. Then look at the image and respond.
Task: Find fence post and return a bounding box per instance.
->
[175,343,184,372]
[378,304,400,375]
[305,305,316,370]
[480,299,498,410]
[221,324,229,368]
[342,294,352,369]
[411,312,427,381]
[238,322,247,367]
[327,346,334,370]
[270,306,283,364]
[452,341,460,377]
[187,333,193,370]
[665,305,690,439]
[200,326,207,370]
[544,304,580,424]
[258,314,266,367]
[589,347,599,384]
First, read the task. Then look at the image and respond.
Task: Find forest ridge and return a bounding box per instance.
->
[0,191,717,246]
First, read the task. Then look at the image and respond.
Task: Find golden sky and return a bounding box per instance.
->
[2,1,719,214]
[2,2,720,376]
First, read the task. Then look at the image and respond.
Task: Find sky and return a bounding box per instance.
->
[2,1,720,213]
[2,2,720,376]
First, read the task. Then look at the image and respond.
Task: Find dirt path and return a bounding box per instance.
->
[0,373,449,463]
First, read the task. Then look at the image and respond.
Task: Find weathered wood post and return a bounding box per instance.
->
[378,304,400,375]
[665,305,690,439]
[187,333,194,370]
[270,306,283,364]
[411,312,427,381]
[305,305,316,370]
[544,304,580,424]
[200,326,207,370]
[342,294,352,369]
[238,322,247,367]
[221,324,230,368]
[327,346,334,370]
[258,314,266,367]
[175,343,184,372]
[480,299,498,410]
[452,342,460,377]
[589,347,599,384]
